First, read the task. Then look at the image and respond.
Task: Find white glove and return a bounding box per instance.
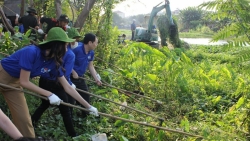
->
[71,83,76,89]
[96,74,101,81]
[66,25,70,29]
[16,14,19,18]
[38,29,44,34]
[48,94,61,105]
[71,42,78,49]
[119,101,127,110]
[88,106,99,116]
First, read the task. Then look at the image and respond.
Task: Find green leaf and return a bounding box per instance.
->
[180,116,190,132]
[212,96,221,105]
[146,74,158,82]
[114,114,130,127]
[24,29,32,37]
[111,88,119,95]
[236,97,245,109]
[114,120,126,127]
[120,136,129,141]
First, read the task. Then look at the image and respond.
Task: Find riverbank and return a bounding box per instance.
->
[118,29,215,39]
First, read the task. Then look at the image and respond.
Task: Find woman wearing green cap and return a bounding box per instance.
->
[31,27,83,138]
[0,27,98,138]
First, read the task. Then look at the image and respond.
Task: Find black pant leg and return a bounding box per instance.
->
[31,78,51,126]
[56,91,77,137]
[33,77,77,137]
[71,76,90,117]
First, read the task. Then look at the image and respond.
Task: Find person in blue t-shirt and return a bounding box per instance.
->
[15,14,24,33]
[0,27,98,138]
[31,45,78,137]
[71,33,102,118]
[31,28,84,138]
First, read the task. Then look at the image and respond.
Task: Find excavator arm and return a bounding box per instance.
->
[165,0,174,25]
[134,0,175,44]
[147,0,174,33]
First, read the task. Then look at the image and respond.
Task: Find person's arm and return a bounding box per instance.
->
[15,14,19,25]
[0,109,23,140]
[19,69,61,105]
[58,76,91,108]
[18,16,22,24]
[19,69,51,96]
[58,76,99,116]
[88,61,102,86]
[38,17,46,34]
[71,69,79,79]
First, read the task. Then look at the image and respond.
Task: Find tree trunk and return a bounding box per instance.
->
[29,0,34,8]
[0,7,14,35]
[20,0,25,16]
[74,0,96,30]
[55,0,62,19]
[69,2,75,22]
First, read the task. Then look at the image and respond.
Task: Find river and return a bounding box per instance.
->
[180,38,228,45]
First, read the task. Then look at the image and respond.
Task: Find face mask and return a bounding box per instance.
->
[71,42,78,49]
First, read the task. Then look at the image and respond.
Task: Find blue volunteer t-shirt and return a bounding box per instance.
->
[1,45,64,78]
[19,25,24,33]
[73,44,94,76]
[41,46,75,85]
[78,42,83,47]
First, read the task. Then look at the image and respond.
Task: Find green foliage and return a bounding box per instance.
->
[0,1,249,140]
[196,25,214,34]
[179,31,214,38]
[200,0,250,44]
[179,7,203,31]
[0,30,31,55]
[157,16,181,47]
[157,15,170,46]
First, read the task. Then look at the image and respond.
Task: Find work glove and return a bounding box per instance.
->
[71,83,76,89]
[96,74,101,81]
[48,94,61,105]
[16,14,19,18]
[88,106,99,116]
[37,29,44,34]
[119,101,127,110]
[66,25,70,29]
[71,42,78,49]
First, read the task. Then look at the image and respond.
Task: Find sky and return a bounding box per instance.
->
[113,0,211,17]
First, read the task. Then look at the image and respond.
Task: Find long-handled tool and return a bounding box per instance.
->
[0,82,203,138]
[80,77,163,105]
[75,87,164,121]
[0,51,164,121]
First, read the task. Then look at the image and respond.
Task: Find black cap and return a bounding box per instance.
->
[58,14,69,23]
[27,8,37,15]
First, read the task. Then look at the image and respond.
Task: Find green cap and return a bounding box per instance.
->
[39,27,75,45]
[66,27,81,39]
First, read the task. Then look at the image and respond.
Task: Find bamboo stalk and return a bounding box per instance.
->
[2,5,16,15]
[80,77,163,104]
[0,82,203,138]
[0,51,163,120]
[93,65,136,84]
[75,87,165,121]
[0,51,9,57]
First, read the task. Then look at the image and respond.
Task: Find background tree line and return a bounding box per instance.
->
[112,5,230,33]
